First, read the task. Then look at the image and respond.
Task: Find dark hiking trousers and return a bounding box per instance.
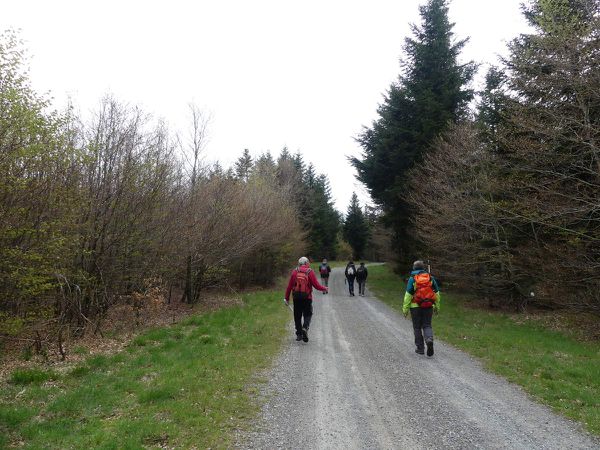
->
[293,297,313,334]
[347,276,355,295]
[410,307,434,351]
[357,278,366,295]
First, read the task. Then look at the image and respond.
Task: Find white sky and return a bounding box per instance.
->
[2,0,530,211]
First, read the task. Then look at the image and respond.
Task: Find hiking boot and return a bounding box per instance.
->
[426,340,434,357]
[296,333,302,341]
[302,327,309,342]
[415,348,424,355]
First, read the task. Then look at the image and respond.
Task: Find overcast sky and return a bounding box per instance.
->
[2,0,530,211]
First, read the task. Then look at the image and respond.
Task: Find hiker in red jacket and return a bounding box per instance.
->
[284,256,328,342]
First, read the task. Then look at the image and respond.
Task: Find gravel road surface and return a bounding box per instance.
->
[238,268,599,449]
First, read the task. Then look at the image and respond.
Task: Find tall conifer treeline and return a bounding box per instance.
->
[355,0,600,313]
[352,0,476,261]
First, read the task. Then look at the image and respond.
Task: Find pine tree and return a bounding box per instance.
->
[234,148,253,181]
[343,193,370,260]
[352,0,475,260]
[253,151,276,180]
[476,66,508,151]
[305,174,340,259]
[273,149,340,258]
[499,0,600,309]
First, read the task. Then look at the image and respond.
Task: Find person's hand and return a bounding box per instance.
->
[283,298,289,307]
[403,310,408,318]
[324,288,329,295]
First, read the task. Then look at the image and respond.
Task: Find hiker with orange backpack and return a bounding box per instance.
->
[402,260,441,356]
[284,257,328,342]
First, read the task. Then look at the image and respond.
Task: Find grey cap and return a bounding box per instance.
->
[412,260,426,270]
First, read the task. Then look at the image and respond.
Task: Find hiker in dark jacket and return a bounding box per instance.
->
[318,258,332,293]
[402,260,441,357]
[356,262,368,296]
[344,261,357,296]
[284,257,328,342]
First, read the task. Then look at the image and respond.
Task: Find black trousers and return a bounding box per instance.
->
[293,296,313,334]
[346,276,355,294]
[357,278,366,295]
[410,307,434,351]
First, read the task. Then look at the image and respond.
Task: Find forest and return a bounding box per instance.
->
[1,0,598,361]
[0,29,353,355]
[353,0,600,314]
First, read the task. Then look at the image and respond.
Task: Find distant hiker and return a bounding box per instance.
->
[345,261,357,296]
[319,258,332,293]
[284,257,328,342]
[402,260,441,356]
[356,262,368,296]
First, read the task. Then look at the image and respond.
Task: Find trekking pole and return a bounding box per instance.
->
[283,298,293,312]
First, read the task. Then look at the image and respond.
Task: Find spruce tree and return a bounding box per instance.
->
[500,0,600,308]
[253,151,276,180]
[235,148,253,181]
[352,0,475,260]
[343,193,370,260]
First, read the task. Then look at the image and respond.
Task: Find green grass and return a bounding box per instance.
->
[367,264,600,435]
[0,289,289,449]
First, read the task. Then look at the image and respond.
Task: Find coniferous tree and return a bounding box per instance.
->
[306,174,340,259]
[499,0,600,310]
[352,0,475,260]
[343,193,370,259]
[476,66,508,151]
[273,151,340,259]
[253,152,276,180]
[235,148,253,181]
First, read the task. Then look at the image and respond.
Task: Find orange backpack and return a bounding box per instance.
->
[414,272,437,308]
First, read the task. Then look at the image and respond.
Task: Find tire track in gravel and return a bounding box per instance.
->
[237,267,599,449]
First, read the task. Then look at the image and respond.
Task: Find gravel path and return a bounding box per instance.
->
[237,268,599,449]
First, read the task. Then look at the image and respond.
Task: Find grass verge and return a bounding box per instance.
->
[0,289,288,449]
[367,264,600,435]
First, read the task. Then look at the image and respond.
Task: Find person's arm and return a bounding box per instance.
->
[284,271,296,301]
[402,276,415,316]
[308,270,327,292]
[431,276,441,312]
[364,267,368,279]
[327,265,331,274]
[402,292,413,316]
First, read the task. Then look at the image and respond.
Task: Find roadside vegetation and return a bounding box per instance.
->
[367,264,600,435]
[353,0,600,314]
[0,28,346,362]
[0,289,288,449]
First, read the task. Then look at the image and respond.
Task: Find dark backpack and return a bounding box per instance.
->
[346,265,355,276]
[356,266,366,277]
[293,268,312,300]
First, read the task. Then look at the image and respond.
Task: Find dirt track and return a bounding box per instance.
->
[238,267,598,449]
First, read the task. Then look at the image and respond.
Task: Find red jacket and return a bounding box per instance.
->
[285,265,327,301]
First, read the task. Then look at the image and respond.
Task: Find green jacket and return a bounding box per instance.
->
[402,270,441,315]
